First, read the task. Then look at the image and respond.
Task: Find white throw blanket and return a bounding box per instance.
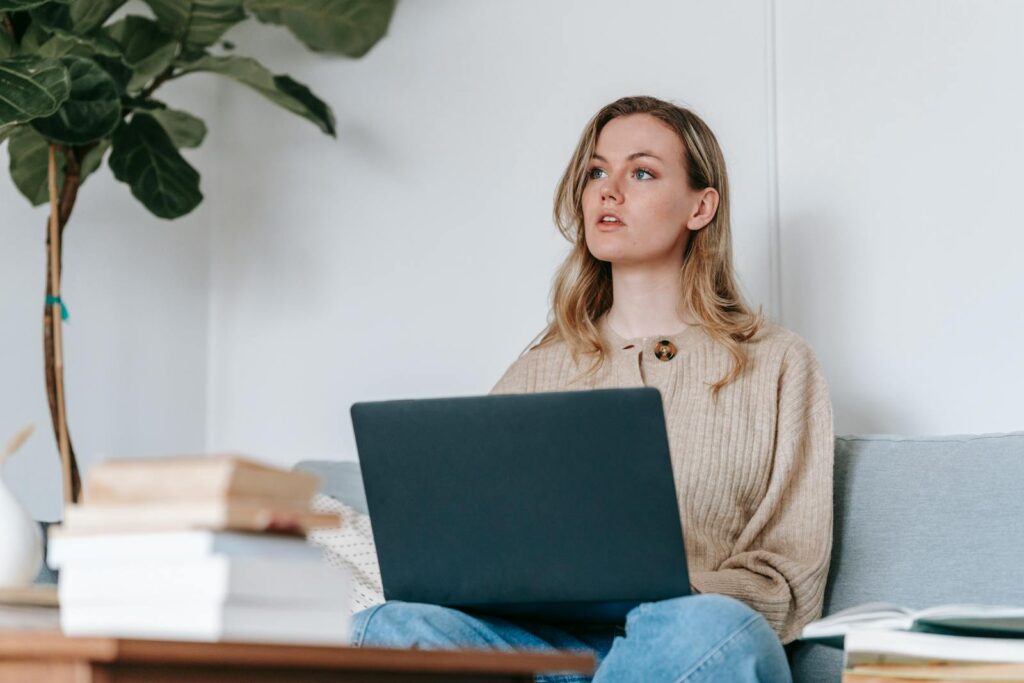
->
[308,493,385,614]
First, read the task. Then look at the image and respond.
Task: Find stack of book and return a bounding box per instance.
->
[801,602,1024,682]
[0,585,60,631]
[48,455,350,645]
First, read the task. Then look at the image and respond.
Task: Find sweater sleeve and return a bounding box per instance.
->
[688,338,834,643]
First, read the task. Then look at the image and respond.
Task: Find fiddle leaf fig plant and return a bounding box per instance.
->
[0,0,397,506]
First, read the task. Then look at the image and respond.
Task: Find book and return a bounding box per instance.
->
[60,600,351,645]
[802,603,1024,648]
[845,630,1024,668]
[0,585,59,631]
[844,662,1024,681]
[0,584,58,607]
[47,529,322,568]
[0,603,60,630]
[61,500,341,535]
[83,454,319,505]
[58,556,350,606]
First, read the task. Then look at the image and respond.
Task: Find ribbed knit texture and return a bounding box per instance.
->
[491,315,834,644]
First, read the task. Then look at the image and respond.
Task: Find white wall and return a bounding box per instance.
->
[204,0,778,464]
[5,1,1024,519]
[775,0,1024,434]
[208,0,1024,462]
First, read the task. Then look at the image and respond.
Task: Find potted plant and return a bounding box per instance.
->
[0,0,396,508]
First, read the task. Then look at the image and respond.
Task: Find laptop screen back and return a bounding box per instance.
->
[351,387,690,622]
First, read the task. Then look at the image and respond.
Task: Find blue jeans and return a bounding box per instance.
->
[351,594,792,683]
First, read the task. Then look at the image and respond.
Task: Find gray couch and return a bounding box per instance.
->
[298,432,1024,682]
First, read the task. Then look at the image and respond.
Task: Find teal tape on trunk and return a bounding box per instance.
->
[46,296,69,321]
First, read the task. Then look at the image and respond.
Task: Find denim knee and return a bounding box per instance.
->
[353,601,462,648]
[353,601,520,652]
[641,594,759,630]
[594,595,792,683]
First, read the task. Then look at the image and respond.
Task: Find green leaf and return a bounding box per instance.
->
[272,74,333,134]
[29,4,123,55]
[7,124,108,205]
[93,53,132,93]
[0,0,68,10]
[108,112,202,218]
[0,122,16,145]
[243,0,395,57]
[31,56,120,144]
[8,125,54,204]
[28,3,76,31]
[15,21,53,54]
[122,95,166,110]
[0,56,70,126]
[28,0,127,34]
[104,16,177,92]
[52,31,121,58]
[147,107,205,148]
[69,0,130,33]
[78,133,109,177]
[36,33,82,58]
[0,30,15,59]
[8,126,46,204]
[176,54,334,135]
[141,0,246,52]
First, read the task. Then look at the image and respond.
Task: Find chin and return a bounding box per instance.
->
[586,242,675,268]
[586,246,632,264]
[586,235,639,264]
[584,242,615,263]
[586,231,624,261]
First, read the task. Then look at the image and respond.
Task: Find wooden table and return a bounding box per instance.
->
[0,630,595,682]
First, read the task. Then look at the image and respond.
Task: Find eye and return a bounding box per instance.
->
[587,167,607,180]
[634,168,655,180]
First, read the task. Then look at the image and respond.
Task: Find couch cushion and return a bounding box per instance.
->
[295,434,1024,683]
[790,432,1024,683]
[295,460,368,514]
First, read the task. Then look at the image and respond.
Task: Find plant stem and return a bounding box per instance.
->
[43,146,84,505]
[41,62,175,508]
[41,66,165,508]
[59,143,91,226]
[46,145,73,508]
[140,66,177,101]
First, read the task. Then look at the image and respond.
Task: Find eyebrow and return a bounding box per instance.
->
[591,152,664,163]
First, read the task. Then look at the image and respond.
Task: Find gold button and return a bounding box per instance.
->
[654,339,677,361]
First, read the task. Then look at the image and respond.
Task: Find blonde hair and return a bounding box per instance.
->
[536,95,763,395]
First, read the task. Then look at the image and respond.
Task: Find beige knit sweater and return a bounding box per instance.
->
[490,315,834,644]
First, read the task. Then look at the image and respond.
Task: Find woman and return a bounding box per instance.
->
[351,96,833,682]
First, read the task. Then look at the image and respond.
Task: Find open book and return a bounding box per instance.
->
[801,602,1024,649]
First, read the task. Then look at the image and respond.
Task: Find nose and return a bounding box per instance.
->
[600,179,621,203]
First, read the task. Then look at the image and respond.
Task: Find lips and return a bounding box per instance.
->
[596,212,626,228]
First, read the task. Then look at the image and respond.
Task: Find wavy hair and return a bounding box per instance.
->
[536,96,763,395]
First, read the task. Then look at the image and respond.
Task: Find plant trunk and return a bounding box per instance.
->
[43,273,80,505]
[44,145,84,507]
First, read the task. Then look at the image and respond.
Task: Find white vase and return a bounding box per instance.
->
[0,428,44,588]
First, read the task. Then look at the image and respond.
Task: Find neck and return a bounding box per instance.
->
[605,260,694,339]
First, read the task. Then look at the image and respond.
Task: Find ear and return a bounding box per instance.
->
[685,187,720,231]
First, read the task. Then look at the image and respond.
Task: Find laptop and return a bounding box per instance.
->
[350,387,690,623]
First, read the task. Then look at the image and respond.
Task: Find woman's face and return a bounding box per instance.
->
[582,113,714,267]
